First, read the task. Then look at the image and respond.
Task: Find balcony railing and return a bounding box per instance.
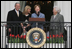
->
[1,21,71,48]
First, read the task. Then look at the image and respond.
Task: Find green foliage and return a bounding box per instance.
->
[9,37,27,43]
[46,37,64,43]
[9,37,64,43]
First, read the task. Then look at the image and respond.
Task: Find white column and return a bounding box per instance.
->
[1,1,19,21]
[54,1,71,48]
[1,1,5,21]
[1,1,20,48]
[54,1,71,22]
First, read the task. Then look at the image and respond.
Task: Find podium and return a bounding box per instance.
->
[26,18,46,48]
[29,18,45,22]
[29,18,45,27]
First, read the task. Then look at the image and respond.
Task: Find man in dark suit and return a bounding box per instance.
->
[7,2,23,36]
[50,6,64,36]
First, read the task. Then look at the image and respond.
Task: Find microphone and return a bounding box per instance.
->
[35,11,40,17]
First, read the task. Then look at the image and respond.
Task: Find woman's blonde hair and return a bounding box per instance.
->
[23,5,31,15]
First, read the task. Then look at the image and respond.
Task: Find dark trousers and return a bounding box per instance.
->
[7,26,23,36]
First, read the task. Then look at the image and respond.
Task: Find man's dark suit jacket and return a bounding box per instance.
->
[7,9,23,36]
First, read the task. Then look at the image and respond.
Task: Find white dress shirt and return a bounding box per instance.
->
[54,14,57,19]
[15,9,19,17]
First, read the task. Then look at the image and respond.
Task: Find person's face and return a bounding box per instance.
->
[35,6,40,13]
[15,4,20,11]
[27,9,31,13]
[53,8,57,15]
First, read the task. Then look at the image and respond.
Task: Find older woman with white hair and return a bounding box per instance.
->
[50,6,64,36]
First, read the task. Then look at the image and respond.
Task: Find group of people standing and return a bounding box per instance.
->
[7,2,64,37]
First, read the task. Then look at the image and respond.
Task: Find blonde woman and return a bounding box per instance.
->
[21,5,31,35]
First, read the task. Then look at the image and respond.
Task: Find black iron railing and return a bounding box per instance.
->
[1,21,71,48]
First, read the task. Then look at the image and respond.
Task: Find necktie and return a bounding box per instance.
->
[17,11,19,17]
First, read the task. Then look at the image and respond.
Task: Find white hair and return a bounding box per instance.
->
[15,2,20,6]
[53,6,61,13]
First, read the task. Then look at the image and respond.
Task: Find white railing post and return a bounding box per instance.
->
[67,26,70,48]
[3,26,6,48]
[1,26,2,48]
